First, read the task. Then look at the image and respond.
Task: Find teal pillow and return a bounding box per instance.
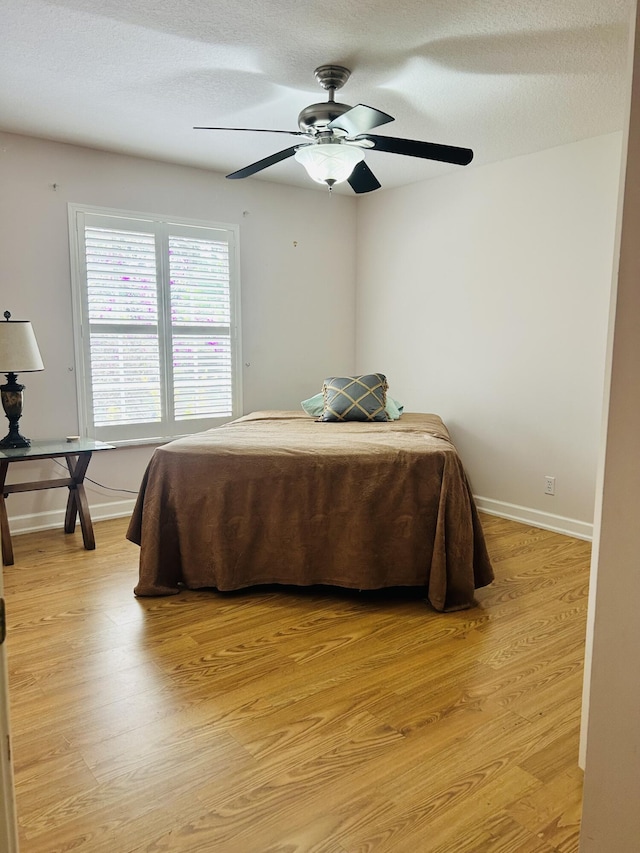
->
[384,396,403,420]
[301,392,324,418]
[320,374,389,422]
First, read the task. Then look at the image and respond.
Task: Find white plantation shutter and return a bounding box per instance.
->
[168,234,232,421]
[85,226,162,428]
[69,207,241,442]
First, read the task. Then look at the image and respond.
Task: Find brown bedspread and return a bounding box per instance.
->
[127,411,493,611]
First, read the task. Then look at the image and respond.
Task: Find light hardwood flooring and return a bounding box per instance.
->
[3,514,591,853]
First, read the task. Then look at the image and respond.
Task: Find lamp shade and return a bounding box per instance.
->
[295,142,365,187]
[0,318,44,373]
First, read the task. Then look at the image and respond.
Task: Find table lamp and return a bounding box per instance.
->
[0,311,45,448]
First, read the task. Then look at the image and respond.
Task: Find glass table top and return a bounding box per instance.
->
[0,438,114,460]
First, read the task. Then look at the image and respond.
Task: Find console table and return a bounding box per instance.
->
[0,439,114,566]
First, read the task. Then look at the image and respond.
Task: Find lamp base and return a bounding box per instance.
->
[1,373,31,448]
[0,429,31,449]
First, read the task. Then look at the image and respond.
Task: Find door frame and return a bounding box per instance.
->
[0,530,19,852]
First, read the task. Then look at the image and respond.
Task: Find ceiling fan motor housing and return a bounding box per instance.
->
[297,101,353,133]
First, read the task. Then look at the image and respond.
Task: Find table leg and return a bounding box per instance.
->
[63,452,96,551]
[0,461,13,566]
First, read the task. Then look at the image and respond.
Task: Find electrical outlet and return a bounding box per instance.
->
[544,476,556,496]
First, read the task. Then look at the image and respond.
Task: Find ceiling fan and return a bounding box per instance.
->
[194,64,474,193]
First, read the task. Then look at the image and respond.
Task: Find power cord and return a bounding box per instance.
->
[51,457,139,495]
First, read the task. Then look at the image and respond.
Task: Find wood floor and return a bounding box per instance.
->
[3,513,591,853]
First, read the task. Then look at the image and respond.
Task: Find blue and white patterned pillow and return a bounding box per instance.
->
[320,374,389,422]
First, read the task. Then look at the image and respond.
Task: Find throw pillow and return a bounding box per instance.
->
[320,374,389,422]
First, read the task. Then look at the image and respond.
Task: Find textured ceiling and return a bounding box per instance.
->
[0,0,633,194]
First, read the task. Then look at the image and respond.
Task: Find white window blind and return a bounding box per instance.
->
[69,206,241,443]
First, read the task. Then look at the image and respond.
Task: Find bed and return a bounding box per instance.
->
[127,411,494,612]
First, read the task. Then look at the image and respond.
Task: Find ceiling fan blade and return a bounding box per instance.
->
[328,104,394,136]
[347,161,382,194]
[194,126,307,137]
[361,134,474,166]
[226,145,302,179]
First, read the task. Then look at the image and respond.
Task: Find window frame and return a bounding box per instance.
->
[68,203,243,445]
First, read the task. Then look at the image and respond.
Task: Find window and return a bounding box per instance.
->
[68,205,242,443]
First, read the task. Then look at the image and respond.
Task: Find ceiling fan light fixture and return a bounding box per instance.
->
[294,142,365,188]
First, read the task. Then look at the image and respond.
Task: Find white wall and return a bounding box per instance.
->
[0,132,357,528]
[355,134,622,535]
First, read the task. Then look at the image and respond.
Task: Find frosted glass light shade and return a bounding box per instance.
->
[295,143,365,187]
[0,319,44,373]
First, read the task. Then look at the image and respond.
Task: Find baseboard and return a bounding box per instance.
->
[475,496,593,541]
[6,498,136,537]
